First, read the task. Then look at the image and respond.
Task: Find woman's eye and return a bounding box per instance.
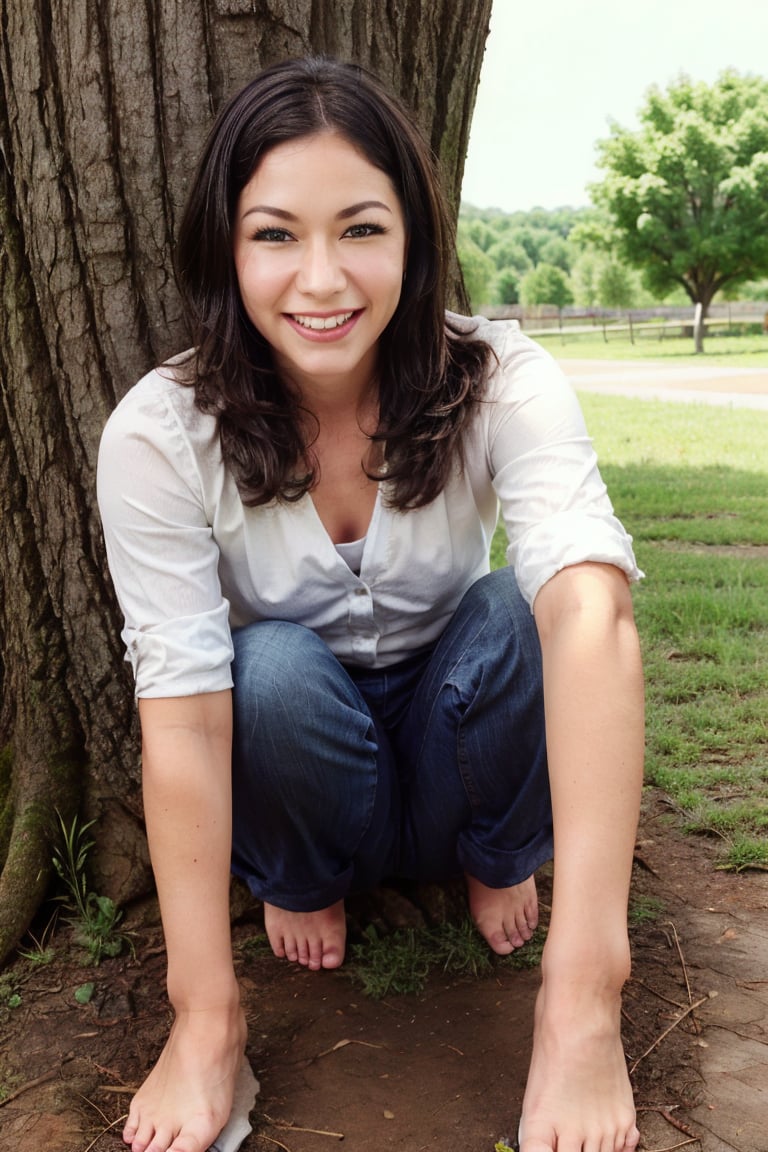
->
[344,222,386,239]
[252,227,293,242]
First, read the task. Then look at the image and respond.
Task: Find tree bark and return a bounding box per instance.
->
[0,0,492,963]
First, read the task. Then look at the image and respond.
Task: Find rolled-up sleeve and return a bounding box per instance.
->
[484,326,643,608]
[97,376,234,698]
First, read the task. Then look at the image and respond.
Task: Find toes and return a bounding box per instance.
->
[321,946,344,969]
[143,1126,174,1152]
[484,923,515,955]
[128,1115,156,1152]
[307,936,324,969]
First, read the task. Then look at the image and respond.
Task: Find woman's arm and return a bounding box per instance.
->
[122,690,246,1152]
[139,690,237,1007]
[534,561,644,975]
[521,560,644,1152]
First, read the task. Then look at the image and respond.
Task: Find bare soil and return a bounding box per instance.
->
[1,790,766,1152]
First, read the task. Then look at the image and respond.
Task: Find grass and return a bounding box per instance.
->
[347,917,545,998]
[628,894,664,925]
[490,390,768,870]
[532,330,768,366]
[568,393,768,869]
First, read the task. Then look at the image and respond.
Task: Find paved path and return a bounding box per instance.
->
[558,358,768,410]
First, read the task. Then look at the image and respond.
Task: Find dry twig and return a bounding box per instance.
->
[264,1113,344,1139]
[642,1140,699,1152]
[666,921,700,1035]
[0,1067,58,1107]
[637,1103,701,1139]
[79,1113,128,1152]
[257,1136,292,1152]
[630,995,711,1074]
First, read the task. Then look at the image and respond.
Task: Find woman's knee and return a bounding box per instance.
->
[232,620,339,714]
[231,619,375,771]
[452,568,541,670]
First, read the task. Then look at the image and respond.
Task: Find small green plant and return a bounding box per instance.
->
[348,917,546,999]
[18,912,58,966]
[0,1069,22,1104]
[52,812,132,964]
[0,971,20,1011]
[235,933,272,961]
[629,894,663,925]
[718,835,768,872]
[348,925,432,998]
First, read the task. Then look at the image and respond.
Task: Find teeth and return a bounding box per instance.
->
[292,312,354,331]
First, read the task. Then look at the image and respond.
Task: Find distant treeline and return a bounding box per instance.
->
[457,202,768,312]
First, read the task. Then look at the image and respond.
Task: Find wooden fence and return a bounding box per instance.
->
[482,302,768,342]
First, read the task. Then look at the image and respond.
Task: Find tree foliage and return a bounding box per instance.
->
[592,70,768,348]
[456,231,496,308]
[519,263,574,309]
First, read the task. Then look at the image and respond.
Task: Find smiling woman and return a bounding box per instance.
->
[97,55,644,1152]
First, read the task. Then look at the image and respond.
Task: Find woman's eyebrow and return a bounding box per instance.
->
[336,200,393,219]
[241,204,296,222]
[241,199,393,223]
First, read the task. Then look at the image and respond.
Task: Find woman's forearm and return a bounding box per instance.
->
[534,563,645,986]
[139,690,239,1010]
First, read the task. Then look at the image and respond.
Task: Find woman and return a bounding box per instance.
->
[98,56,644,1152]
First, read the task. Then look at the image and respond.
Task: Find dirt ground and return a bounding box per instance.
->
[1,790,767,1152]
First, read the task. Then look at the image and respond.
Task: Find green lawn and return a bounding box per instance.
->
[492,395,768,871]
[532,330,768,367]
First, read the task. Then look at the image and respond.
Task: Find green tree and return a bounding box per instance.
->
[493,267,521,305]
[596,261,635,310]
[507,226,550,267]
[520,263,574,309]
[570,252,600,309]
[487,237,532,273]
[457,235,496,308]
[539,235,572,273]
[464,218,498,252]
[592,70,768,352]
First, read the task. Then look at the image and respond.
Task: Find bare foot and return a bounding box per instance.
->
[465,872,538,955]
[122,1002,247,1152]
[263,899,346,970]
[519,984,640,1152]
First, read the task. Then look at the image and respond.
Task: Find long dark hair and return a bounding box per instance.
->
[175,56,492,509]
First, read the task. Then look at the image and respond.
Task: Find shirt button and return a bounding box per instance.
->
[355,587,369,596]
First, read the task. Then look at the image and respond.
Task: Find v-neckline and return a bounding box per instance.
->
[307,486,383,574]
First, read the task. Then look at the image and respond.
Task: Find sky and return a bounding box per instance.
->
[461,0,768,213]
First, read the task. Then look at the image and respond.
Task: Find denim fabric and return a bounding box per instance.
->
[230,568,552,911]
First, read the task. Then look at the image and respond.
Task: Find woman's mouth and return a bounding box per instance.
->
[285,310,362,341]
[291,311,356,331]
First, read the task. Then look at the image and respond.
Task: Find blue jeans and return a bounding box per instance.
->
[230,568,552,911]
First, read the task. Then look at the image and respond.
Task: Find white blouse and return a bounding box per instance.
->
[97,314,642,698]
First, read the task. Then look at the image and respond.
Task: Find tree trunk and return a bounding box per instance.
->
[0,0,492,964]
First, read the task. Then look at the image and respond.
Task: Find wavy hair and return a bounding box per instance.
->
[175,56,492,509]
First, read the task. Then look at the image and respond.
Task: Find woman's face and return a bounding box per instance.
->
[233,131,408,399]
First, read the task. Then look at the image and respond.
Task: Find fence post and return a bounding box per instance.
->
[628,312,634,345]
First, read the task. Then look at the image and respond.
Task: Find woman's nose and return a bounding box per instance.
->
[296,239,347,296]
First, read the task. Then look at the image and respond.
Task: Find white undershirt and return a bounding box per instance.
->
[334,536,366,575]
